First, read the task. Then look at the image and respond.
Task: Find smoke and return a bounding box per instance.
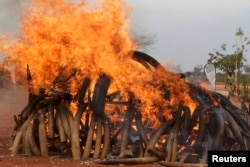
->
[162,60,182,73]
[0,84,28,110]
[0,0,22,34]
[0,85,28,143]
[0,0,28,140]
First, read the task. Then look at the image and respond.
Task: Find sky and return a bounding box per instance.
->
[127,0,250,72]
[0,0,20,34]
[1,0,250,72]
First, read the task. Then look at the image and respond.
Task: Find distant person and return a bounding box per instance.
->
[225,71,235,98]
[194,74,201,86]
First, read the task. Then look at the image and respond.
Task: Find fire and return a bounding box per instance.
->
[0,0,196,127]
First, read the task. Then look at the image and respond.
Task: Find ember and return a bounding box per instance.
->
[0,0,250,166]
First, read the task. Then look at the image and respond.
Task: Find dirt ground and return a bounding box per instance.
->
[0,82,241,167]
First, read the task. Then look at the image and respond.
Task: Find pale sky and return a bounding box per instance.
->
[127,0,250,72]
[1,0,250,72]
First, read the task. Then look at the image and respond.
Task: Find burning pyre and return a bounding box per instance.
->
[1,0,250,166]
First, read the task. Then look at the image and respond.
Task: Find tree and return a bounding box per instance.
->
[208,45,245,73]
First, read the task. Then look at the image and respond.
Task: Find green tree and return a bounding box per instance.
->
[208,28,249,96]
[208,28,249,73]
[208,45,245,73]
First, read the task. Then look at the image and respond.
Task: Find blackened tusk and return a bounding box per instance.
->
[224,109,245,149]
[214,93,250,132]
[210,109,224,150]
[135,110,149,145]
[179,106,192,145]
[189,106,202,132]
[120,105,136,153]
[170,104,183,162]
[26,64,36,102]
[20,95,45,122]
[48,100,55,139]
[76,77,91,105]
[91,74,111,116]
[200,141,208,163]
[144,119,175,157]
[147,148,166,159]
[195,111,205,148]
[131,50,166,72]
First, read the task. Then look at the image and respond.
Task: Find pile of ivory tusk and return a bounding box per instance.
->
[10,51,250,167]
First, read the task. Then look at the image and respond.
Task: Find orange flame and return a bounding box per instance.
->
[0,0,196,127]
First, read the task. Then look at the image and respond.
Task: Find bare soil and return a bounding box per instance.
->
[0,82,241,167]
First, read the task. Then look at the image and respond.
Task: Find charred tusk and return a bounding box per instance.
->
[210,109,224,150]
[47,100,55,139]
[224,109,245,149]
[135,110,149,145]
[179,106,192,145]
[144,119,174,157]
[120,105,136,153]
[195,111,205,148]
